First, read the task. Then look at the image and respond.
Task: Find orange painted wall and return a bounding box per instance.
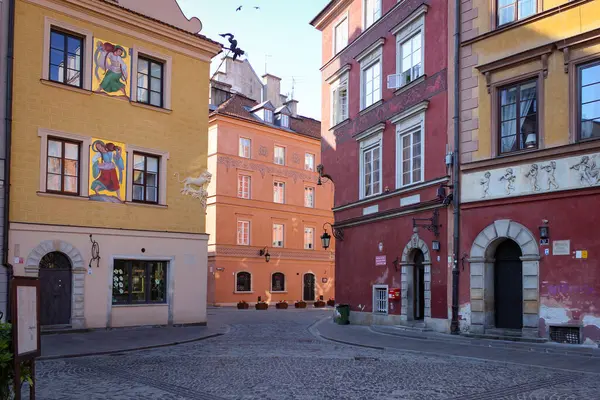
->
[207,116,335,305]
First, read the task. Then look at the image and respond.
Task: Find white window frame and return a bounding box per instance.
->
[273,223,284,248]
[373,285,389,314]
[235,271,252,293]
[304,227,315,250]
[304,186,315,208]
[239,137,251,158]
[274,146,286,165]
[394,14,425,87]
[273,181,285,204]
[131,47,173,110]
[237,220,250,246]
[359,47,383,110]
[126,144,169,205]
[238,174,251,199]
[305,153,315,171]
[359,132,382,200]
[394,108,426,189]
[264,109,274,123]
[331,73,349,126]
[333,13,349,55]
[281,114,290,128]
[363,0,382,29]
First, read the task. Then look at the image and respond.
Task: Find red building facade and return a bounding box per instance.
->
[311,0,451,331]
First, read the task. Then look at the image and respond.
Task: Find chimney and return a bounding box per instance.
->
[262,74,282,107]
[284,99,299,117]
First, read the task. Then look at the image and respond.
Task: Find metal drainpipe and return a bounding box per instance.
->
[3,0,16,323]
[450,0,461,334]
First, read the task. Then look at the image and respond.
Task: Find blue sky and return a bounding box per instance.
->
[177,0,329,120]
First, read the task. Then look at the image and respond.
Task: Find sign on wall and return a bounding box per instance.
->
[461,152,600,202]
[93,39,132,98]
[552,240,570,256]
[375,255,386,266]
[89,138,126,203]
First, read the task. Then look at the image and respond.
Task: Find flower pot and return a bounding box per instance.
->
[326,300,335,307]
[314,301,326,308]
[294,301,307,309]
[255,302,269,310]
[237,302,249,309]
[276,303,288,309]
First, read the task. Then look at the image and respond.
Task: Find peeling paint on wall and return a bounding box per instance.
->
[583,315,600,329]
[458,303,471,332]
[540,304,570,324]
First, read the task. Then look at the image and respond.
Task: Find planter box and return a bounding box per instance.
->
[294,301,307,309]
[326,300,335,307]
[237,302,249,310]
[255,302,269,310]
[276,303,289,309]
[314,301,326,308]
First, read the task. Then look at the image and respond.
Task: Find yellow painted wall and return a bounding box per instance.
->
[11,0,212,232]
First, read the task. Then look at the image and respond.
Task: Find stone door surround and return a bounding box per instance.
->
[400,228,432,321]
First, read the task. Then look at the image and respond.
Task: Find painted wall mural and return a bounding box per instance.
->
[462,152,600,202]
[89,139,126,203]
[93,39,131,98]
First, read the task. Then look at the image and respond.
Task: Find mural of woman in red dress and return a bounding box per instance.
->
[91,140,125,202]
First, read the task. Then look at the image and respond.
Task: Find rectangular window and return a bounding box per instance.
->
[362,61,381,109]
[399,33,423,86]
[304,187,315,208]
[281,114,290,128]
[273,224,284,248]
[237,221,250,246]
[364,0,381,29]
[334,17,349,54]
[238,175,251,199]
[137,56,164,108]
[132,153,159,203]
[498,0,536,26]
[399,129,423,186]
[112,260,168,305]
[239,138,251,158]
[305,153,315,171]
[304,227,314,250]
[579,61,600,141]
[273,181,285,204]
[373,286,388,314]
[264,109,274,123]
[46,138,80,195]
[361,142,381,198]
[332,75,349,126]
[498,80,537,154]
[49,29,83,88]
[274,146,286,165]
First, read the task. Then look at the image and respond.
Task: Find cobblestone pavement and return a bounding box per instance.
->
[28,309,600,399]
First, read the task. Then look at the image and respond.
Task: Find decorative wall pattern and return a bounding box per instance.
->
[462,152,600,202]
[259,146,268,157]
[209,245,334,261]
[292,152,301,164]
[217,155,318,183]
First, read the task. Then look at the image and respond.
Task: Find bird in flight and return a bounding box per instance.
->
[236,6,242,11]
[254,6,260,9]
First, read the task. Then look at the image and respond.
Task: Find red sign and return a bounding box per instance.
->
[388,288,400,300]
[375,255,386,266]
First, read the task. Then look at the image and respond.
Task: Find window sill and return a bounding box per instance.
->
[112,303,168,308]
[130,101,172,114]
[395,179,425,191]
[359,192,382,202]
[125,201,167,209]
[234,291,254,294]
[329,118,350,131]
[359,99,384,116]
[37,191,89,201]
[270,291,288,294]
[394,75,426,96]
[40,79,92,95]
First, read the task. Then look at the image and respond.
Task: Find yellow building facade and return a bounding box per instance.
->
[9,0,220,329]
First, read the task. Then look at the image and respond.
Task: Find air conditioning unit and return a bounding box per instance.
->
[387,66,422,90]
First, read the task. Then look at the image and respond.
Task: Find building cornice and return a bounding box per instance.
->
[355,38,385,63]
[334,202,445,229]
[388,101,429,125]
[209,245,334,262]
[310,0,352,30]
[325,63,351,84]
[390,4,428,36]
[353,123,385,142]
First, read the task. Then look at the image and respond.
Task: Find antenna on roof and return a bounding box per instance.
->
[291,77,296,101]
[264,54,272,75]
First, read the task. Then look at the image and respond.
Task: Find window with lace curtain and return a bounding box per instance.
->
[498,80,538,154]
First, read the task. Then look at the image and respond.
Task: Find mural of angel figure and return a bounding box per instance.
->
[540,161,559,190]
[525,164,540,191]
[570,155,600,186]
[94,40,129,98]
[499,168,516,195]
[480,171,491,198]
[90,140,125,202]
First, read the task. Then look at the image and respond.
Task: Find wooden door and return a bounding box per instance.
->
[494,240,523,329]
[413,250,425,320]
[39,252,72,326]
[303,273,315,301]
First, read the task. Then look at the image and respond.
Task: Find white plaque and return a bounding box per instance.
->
[16,286,38,356]
[552,240,570,256]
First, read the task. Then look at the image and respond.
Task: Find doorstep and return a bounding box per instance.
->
[461,332,548,344]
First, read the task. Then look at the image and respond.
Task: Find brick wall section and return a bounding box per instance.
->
[459,0,480,163]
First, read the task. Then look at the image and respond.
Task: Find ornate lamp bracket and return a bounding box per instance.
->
[412,209,440,238]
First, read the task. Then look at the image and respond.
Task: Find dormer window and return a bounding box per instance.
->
[264,109,273,123]
[278,114,290,128]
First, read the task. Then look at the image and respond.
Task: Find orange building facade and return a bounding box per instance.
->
[206,94,335,306]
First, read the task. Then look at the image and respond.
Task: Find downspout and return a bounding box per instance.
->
[450,0,461,334]
[3,0,16,322]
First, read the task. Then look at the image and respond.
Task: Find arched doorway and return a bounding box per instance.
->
[39,252,72,326]
[303,273,315,302]
[400,229,432,321]
[413,250,425,321]
[494,240,523,329]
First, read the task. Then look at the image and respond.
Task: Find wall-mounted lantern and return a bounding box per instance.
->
[316,164,334,186]
[321,222,343,250]
[432,240,441,252]
[259,247,270,263]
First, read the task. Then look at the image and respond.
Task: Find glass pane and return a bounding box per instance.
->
[134,170,144,185]
[582,64,600,87]
[581,119,600,140]
[67,37,81,54]
[500,87,517,105]
[582,83,600,104]
[50,49,64,67]
[582,101,600,121]
[137,88,148,103]
[413,167,421,183]
[501,136,517,153]
[150,77,161,92]
[137,74,148,90]
[48,140,62,157]
[133,185,144,201]
[131,263,147,302]
[64,176,77,193]
[518,0,535,19]
[147,187,157,203]
[47,174,61,191]
[149,262,167,302]
[501,120,517,137]
[64,143,79,160]
[403,171,410,186]
[499,0,516,6]
[134,154,145,170]
[50,65,61,82]
[501,104,517,121]
[50,31,65,50]
[412,33,422,51]
[150,91,162,107]
[151,62,162,78]
[47,157,61,174]
[146,172,157,187]
[498,5,515,25]
[138,59,149,75]
[146,157,158,173]
[112,261,130,304]
[64,159,78,176]
[66,69,80,86]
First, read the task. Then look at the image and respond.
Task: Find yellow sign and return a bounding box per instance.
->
[92,39,131,98]
[582,250,588,259]
[89,138,126,203]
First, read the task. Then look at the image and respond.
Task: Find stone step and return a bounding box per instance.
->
[485,328,524,337]
[462,332,548,344]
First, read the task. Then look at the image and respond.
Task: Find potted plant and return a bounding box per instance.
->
[276,300,288,309]
[294,300,307,309]
[237,300,249,310]
[255,301,269,310]
[314,299,326,308]
[327,298,335,307]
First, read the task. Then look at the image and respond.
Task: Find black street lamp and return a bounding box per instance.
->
[259,247,270,262]
[321,231,331,250]
[321,222,343,250]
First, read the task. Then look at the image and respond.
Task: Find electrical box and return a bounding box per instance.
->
[388,288,400,300]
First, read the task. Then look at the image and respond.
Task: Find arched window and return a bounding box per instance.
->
[236,272,251,292]
[271,272,285,292]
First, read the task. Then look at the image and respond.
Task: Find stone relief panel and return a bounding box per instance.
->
[462,152,600,203]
